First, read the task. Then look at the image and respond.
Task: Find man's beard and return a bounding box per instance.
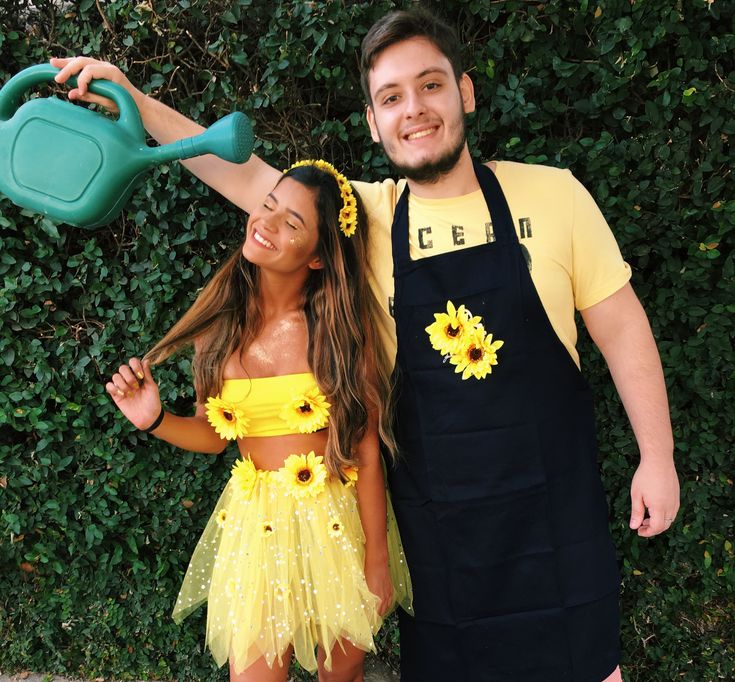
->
[386,125,466,184]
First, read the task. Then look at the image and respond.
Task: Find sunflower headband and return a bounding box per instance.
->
[284,159,358,237]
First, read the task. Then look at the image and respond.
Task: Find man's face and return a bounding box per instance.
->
[366,37,475,183]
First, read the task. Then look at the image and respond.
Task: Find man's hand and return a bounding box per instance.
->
[50,56,141,114]
[629,457,680,537]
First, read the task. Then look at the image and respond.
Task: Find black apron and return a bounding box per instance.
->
[388,161,620,682]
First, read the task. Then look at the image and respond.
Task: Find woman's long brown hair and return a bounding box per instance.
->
[144,165,396,475]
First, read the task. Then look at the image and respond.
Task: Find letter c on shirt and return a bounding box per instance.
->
[418,226,433,250]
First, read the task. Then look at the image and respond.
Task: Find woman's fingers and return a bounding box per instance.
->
[107,358,155,398]
[105,380,125,399]
[129,357,147,386]
[118,363,139,389]
[109,364,140,397]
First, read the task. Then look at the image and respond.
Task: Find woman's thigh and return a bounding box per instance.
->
[229,647,292,682]
[317,638,367,682]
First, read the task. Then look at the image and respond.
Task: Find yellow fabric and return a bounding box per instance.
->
[219,372,325,437]
[353,160,632,368]
[171,464,413,674]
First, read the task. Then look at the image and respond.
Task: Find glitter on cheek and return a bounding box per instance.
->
[289,235,306,249]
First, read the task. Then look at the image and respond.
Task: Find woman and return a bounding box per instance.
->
[106,160,412,681]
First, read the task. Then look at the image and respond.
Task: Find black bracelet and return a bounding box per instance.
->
[142,405,165,433]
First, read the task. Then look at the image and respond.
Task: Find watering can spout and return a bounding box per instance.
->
[149,112,253,165]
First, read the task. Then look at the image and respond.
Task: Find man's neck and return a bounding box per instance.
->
[406,147,490,199]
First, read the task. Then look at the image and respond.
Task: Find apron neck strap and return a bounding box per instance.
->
[473,160,516,245]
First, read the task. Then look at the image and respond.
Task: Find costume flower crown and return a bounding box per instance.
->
[284,159,357,237]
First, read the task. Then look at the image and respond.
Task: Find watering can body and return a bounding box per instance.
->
[0,65,254,229]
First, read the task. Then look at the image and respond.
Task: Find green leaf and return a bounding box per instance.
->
[39,219,60,240]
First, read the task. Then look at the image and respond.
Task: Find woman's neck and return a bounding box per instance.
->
[257,267,308,317]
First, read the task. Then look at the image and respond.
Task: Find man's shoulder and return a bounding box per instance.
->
[352,176,407,206]
[492,159,574,184]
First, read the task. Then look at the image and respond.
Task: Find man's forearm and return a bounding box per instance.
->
[135,90,206,143]
[581,283,674,462]
[135,91,280,212]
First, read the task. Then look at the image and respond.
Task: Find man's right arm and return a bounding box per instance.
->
[51,57,281,213]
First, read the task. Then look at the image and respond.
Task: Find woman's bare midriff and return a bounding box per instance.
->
[237,430,330,470]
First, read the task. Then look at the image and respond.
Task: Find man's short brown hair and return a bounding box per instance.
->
[359,8,464,105]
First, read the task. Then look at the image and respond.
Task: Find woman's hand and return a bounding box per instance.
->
[364,552,394,616]
[105,357,161,431]
[50,56,142,115]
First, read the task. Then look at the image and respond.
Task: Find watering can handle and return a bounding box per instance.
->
[0,64,145,139]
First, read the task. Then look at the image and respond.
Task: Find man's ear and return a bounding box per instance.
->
[459,73,475,114]
[366,105,382,144]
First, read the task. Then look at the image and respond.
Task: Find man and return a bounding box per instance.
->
[53,8,679,681]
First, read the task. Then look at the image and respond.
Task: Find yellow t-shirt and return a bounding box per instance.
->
[353,160,632,368]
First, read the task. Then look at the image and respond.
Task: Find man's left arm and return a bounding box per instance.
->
[581,283,680,538]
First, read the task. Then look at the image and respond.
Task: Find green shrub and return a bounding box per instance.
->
[1,1,732,680]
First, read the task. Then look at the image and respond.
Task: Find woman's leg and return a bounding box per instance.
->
[317,638,367,682]
[602,665,623,682]
[229,647,292,682]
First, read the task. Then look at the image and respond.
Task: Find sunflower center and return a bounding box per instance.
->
[297,469,312,483]
[223,411,233,421]
[264,524,272,533]
[332,523,340,531]
[445,324,460,338]
[299,403,312,414]
[469,347,484,362]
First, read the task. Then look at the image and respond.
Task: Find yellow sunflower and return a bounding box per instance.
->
[280,387,331,433]
[425,300,483,356]
[450,330,505,380]
[339,206,358,237]
[285,160,357,237]
[216,509,228,529]
[205,396,249,440]
[261,521,275,538]
[278,451,327,499]
[342,466,359,488]
[231,457,257,498]
[327,516,343,538]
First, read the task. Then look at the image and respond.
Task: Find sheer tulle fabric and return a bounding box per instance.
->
[172,466,412,673]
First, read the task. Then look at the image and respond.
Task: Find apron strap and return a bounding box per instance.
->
[473,160,517,246]
[391,182,411,273]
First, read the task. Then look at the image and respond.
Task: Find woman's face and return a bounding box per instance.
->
[242,177,322,274]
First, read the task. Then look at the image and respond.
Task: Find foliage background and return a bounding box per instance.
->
[0,0,733,679]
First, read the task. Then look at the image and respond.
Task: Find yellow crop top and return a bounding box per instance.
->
[205,372,331,439]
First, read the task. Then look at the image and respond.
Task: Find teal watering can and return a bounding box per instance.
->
[0,64,254,228]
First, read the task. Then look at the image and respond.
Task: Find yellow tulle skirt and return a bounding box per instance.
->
[172,457,413,674]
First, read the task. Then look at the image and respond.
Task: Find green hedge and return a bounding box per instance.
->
[1,1,733,680]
